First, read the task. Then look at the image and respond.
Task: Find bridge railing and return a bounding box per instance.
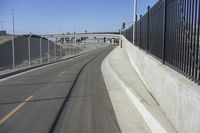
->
[124,0,200,84]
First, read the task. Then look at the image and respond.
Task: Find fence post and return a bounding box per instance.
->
[28,35,31,66]
[11,35,15,69]
[54,43,56,60]
[147,6,150,53]
[60,45,62,58]
[39,37,43,64]
[48,39,50,62]
[162,0,167,64]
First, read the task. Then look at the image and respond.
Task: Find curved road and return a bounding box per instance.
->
[0,46,121,133]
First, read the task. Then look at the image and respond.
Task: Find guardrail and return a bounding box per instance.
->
[124,0,200,84]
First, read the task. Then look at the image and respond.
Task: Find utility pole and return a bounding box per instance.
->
[12,9,15,69]
[133,0,137,44]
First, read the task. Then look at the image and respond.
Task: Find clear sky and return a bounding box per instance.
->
[0,0,157,35]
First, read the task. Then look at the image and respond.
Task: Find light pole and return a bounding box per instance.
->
[133,0,137,44]
[11,9,15,70]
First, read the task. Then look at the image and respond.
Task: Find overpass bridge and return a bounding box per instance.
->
[43,33,120,39]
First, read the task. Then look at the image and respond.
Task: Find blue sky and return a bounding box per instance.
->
[0,0,157,34]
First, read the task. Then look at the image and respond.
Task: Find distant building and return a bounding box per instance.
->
[0,30,7,36]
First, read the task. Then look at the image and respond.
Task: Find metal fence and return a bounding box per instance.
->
[0,35,110,74]
[124,0,200,84]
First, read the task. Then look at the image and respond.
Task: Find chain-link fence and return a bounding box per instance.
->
[0,34,110,74]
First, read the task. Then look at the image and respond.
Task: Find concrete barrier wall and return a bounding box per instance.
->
[122,36,200,133]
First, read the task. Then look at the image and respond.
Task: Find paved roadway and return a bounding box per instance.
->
[0,46,121,133]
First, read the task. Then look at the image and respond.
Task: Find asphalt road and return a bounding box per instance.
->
[0,46,121,133]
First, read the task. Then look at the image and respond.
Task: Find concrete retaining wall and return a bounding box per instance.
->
[122,36,200,133]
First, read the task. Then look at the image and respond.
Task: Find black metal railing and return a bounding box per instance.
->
[124,0,200,84]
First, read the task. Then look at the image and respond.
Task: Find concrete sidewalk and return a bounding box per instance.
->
[101,46,177,133]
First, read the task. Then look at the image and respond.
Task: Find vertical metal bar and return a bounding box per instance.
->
[65,44,66,56]
[162,0,167,64]
[183,0,188,73]
[53,44,57,59]
[12,9,15,70]
[11,35,15,69]
[48,39,50,62]
[149,11,152,54]
[180,0,186,71]
[185,0,190,73]
[60,45,62,58]
[168,2,172,64]
[189,0,195,76]
[40,38,42,64]
[192,0,198,77]
[177,0,181,69]
[139,15,142,48]
[147,6,150,53]
[68,43,70,55]
[178,0,182,70]
[196,0,200,81]
[135,15,138,45]
[28,36,31,66]
[172,0,176,66]
[179,0,184,71]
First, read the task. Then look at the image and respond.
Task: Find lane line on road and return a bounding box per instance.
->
[0,95,33,125]
[57,71,66,77]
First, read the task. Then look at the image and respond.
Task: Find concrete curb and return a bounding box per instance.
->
[106,47,176,133]
[101,51,151,133]
[0,46,111,81]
